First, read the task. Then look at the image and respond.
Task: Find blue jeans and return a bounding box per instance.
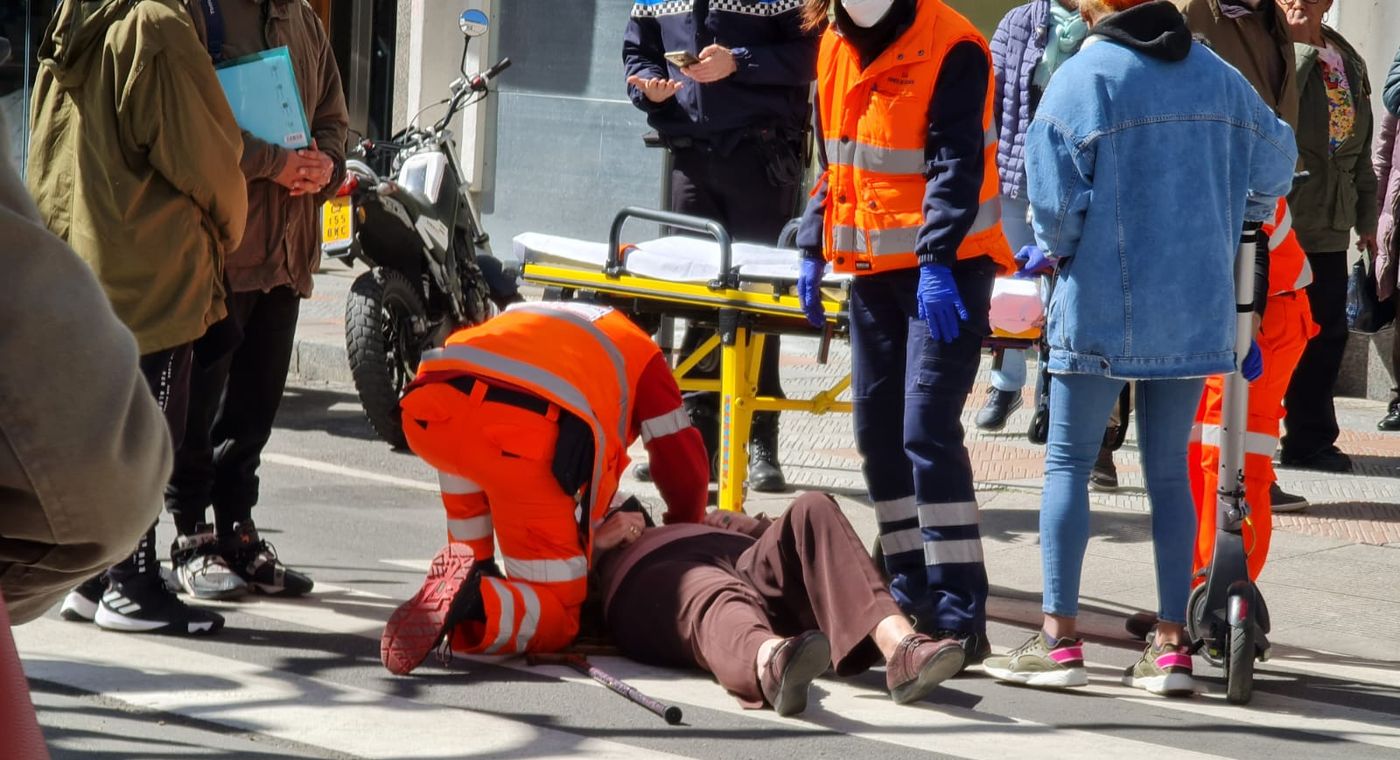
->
[849,258,997,635]
[1040,373,1203,625]
[993,195,1035,392]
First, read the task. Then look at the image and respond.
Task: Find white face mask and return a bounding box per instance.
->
[841,0,895,28]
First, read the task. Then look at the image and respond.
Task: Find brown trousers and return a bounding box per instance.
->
[602,493,900,706]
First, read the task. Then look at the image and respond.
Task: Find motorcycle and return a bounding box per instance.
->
[321,9,518,448]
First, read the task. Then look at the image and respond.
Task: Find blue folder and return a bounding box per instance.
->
[215,47,311,149]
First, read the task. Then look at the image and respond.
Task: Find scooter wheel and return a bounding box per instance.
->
[1027,407,1049,446]
[1186,584,1223,667]
[1225,590,1256,705]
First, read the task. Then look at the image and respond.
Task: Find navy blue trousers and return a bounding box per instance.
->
[849,257,996,636]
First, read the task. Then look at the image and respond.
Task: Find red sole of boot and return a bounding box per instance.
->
[381,544,476,675]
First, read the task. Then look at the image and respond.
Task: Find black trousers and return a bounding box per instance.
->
[670,138,798,441]
[167,287,301,537]
[108,343,194,581]
[1282,251,1349,459]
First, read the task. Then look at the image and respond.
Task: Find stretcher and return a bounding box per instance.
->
[515,207,1043,512]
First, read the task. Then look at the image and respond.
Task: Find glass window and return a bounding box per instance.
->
[1,1,58,175]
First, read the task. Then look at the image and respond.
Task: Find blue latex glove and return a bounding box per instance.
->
[1242,340,1263,382]
[916,262,969,343]
[1014,244,1057,278]
[797,257,826,328]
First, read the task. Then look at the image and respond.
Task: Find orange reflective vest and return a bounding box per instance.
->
[410,302,660,533]
[1263,198,1312,295]
[815,0,1014,276]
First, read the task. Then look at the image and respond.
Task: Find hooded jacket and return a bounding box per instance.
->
[26,0,247,355]
[1172,0,1298,130]
[215,0,348,297]
[1027,2,1296,379]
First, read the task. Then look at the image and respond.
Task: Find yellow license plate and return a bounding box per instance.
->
[321,197,353,247]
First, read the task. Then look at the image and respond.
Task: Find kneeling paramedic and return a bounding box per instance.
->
[380,302,710,675]
[794,0,1016,662]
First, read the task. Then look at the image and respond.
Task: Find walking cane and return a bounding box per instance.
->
[526,653,684,725]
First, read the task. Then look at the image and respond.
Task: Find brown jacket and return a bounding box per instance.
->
[1173,0,1299,131]
[218,0,349,297]
[27,0,247,354]
[1,112,170,625]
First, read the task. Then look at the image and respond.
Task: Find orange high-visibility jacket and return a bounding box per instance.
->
[815,0,1014,276]
[1264,198,1313,295]
[411,302,666,534]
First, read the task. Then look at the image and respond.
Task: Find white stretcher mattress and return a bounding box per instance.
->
[513,232,850,285]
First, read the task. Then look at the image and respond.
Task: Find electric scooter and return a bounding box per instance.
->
[1185,222,1271,705]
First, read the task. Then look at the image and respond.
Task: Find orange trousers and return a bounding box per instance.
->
[401,380,586,655]
[1189,291,1316,582]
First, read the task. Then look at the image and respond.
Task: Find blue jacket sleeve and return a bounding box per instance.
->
[624,14,684,116]
[1025,116,1092,261]
[797,91,828,260]
[731,10,821,88]
[1245,96,1299,223]
[916,41,990,267]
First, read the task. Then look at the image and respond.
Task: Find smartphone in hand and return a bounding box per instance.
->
[664,50,701,68]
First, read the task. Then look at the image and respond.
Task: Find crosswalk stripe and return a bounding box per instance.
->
[262,452,438,492]
[15,618,690,760]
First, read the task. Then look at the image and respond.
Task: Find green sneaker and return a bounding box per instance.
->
[983,632,1088,688]
[1122,641,1196,696]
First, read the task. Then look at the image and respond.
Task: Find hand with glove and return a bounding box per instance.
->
[797,256,827,328]
[917,262,969,343]
[1241,340,1263,382]
[1014,245,1057,278]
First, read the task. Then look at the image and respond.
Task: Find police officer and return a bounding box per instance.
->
[623,0,821,493]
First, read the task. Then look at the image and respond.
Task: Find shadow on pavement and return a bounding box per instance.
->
[273,385,386,444]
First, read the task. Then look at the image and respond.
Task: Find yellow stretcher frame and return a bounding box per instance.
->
[522,207,852,513]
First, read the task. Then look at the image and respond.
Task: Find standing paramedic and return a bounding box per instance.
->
[623,0,821,493]
[379,302,710,675]
[795,0,1016,664]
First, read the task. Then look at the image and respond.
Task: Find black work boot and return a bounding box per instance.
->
[747,412,786,493]
[633,394,722,483]
[1380,395,1400,432]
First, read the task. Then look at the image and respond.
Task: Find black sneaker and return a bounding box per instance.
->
[1280,446,1352,473]
[1269,483,1308,513]
[94,572,225,635]
[222,521,314,597]
[59,574,107,622]
[172,524,248,600]
[924,628,992,672]
[1379,398,1400,432]
[632,461,655,482]
[1090,446,1118,492]
[975,388,1024,432]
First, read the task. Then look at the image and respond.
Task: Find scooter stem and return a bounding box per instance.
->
[1215,226,1259,536]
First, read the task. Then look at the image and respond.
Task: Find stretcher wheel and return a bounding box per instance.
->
[1225,589,1256,705]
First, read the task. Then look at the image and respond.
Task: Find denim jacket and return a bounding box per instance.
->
[1026,3,1297,380]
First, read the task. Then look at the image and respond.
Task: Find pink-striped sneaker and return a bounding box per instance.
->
[984,632,1089,688]
[1123,642,1196,696]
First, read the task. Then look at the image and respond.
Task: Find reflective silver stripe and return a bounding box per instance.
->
[964,195,1003,237]
[984,124,997,149]
[1292,255,1314,291]
[849,144,925,175]
[1189,421,1203,443]
[867,226,920,257]
[424,344,608,516]
[447,515,492,542]
[824,139,851,168]
[917,500,980,528]
[924,538,985,566]
[504,555,588,584]
[1269,207,1293,250]
[640,407,691,443]
[482,578,516,654]
[831,225,863,254]
[880,527,923,556]
[507,303,632,448]
[439,471,482,495]
[512,583,542,652]
[1198,424,1278,458]
[873,495,917,523]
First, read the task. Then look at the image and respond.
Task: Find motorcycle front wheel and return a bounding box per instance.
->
[346,269,428,448]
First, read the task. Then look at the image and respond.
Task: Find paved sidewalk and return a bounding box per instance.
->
[294,262,1400,662]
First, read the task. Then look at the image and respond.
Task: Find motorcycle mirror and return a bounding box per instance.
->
[459,9,490,38]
